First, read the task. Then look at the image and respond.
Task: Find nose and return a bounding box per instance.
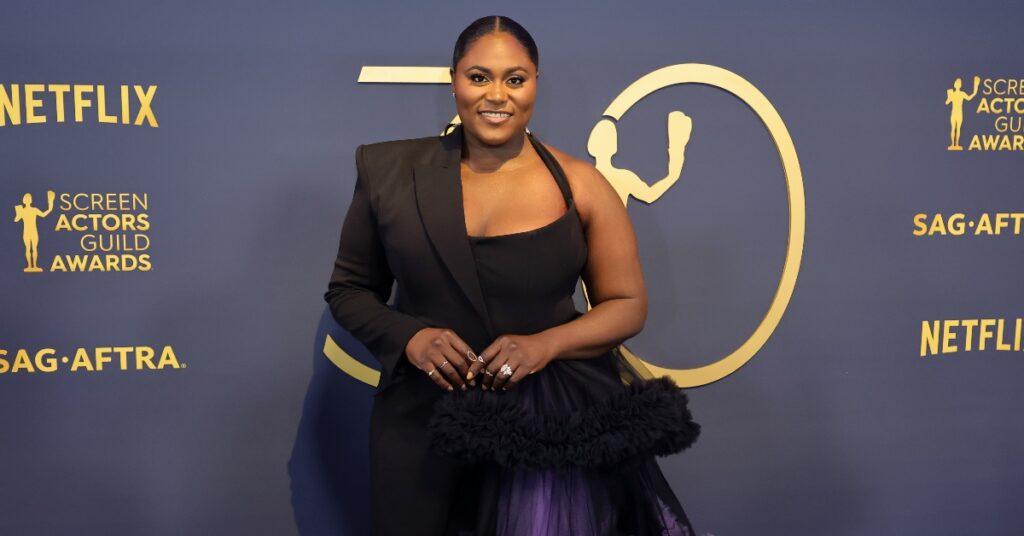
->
[485,81,508,104]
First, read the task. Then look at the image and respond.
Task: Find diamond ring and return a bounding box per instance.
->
[499,363,513,377]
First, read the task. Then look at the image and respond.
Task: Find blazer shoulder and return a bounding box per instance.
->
[359,133,440,172]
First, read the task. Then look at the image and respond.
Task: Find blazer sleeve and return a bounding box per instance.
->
[324,144,429,392]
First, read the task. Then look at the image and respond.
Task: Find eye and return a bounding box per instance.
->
[507,76,525,87]
[469,73,487,84]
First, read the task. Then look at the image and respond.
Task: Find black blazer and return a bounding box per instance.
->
[324,124,498,396]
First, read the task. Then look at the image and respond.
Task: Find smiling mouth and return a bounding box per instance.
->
[479,110,513,124]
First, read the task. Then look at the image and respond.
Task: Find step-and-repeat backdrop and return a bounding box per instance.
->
[2,2,1021,534]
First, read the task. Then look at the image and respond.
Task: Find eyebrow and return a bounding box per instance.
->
[464,65,529,75]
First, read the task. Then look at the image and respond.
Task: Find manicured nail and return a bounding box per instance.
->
[469,379,476,386]
[461,384,466,391]
[467,371,474,380]
[448,386,454,391]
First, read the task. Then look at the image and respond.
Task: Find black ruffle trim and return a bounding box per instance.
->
[426,376,701,469]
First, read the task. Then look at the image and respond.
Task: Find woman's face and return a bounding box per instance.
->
[451,32,538,147]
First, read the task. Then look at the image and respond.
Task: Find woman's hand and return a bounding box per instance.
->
[478,333,556,391]
[405,328,476,392]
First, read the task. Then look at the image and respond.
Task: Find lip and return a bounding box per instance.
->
[478,110,513,125]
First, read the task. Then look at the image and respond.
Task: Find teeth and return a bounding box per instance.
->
[481,111,511,117]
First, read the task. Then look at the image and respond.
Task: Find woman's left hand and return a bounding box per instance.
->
[477,333,556,391]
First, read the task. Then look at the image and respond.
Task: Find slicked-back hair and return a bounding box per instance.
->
[451,15,539,73]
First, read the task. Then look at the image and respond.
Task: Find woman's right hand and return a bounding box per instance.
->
[404,327,476,391]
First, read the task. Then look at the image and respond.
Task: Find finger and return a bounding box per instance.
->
[432,351,464,389]
[443,330,482,386]
[482,351,507,391]
[462,344,483,381]
[424,363,454,392]
[437,339,470,385]
[427,333,467,388]
[490,338,520,390]
[479,362,496,389]
[443,329,476,369]
[479,337,504,367]
[466,356,483,385]
[492,360,516,391]
[467,347,489,385]
[438,344,471,390]
[479,337,507,389]
[503,363,532,390]
[434,331,471,378]
[489,355,514,391]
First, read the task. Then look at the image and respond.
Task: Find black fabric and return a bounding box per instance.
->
[428,374,700,469]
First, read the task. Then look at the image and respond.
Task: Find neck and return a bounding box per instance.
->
[461,128,530,173]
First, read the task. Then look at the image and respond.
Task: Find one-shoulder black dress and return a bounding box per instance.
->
[426,130,701,535]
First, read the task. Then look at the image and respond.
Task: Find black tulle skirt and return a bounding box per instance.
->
[427,348,701,535]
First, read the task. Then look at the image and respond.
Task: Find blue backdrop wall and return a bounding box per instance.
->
[2,1,1022,534]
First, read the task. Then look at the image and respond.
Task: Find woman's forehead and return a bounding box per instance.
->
[459,34,533,66]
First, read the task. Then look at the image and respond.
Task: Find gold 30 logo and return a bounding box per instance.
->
[328,63,805,388]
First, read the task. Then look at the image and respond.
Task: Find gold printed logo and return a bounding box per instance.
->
[945,75,1024,151]
[0,84,158,127]
[11,191,153,273]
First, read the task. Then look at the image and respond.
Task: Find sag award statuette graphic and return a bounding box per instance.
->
[946,75,981,150]
[588,110,692,206]
[14,190,56,272]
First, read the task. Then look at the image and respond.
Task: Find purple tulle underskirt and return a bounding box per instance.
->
[495,462,692,536]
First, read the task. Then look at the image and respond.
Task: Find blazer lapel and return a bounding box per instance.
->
[413,123,496,339]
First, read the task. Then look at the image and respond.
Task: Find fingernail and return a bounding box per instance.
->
[467,371,474,380]
[461,384,467,391]
[448,386,454,391]
[469,379,476,386]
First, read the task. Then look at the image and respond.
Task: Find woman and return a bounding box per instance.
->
[325,15,700,536]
